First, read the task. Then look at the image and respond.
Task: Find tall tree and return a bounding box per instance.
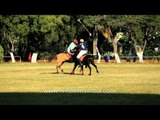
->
[124,15,160,63]
[0,15,77,61]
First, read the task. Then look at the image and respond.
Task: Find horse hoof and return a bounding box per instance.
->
[70,72,74,75]
[88,74,91,75]
[81,72,84,75]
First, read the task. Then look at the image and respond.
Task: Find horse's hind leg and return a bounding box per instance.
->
[56,64,60,73]
[91,60,99,73]
[60,61,65,72]
[56,61,64,73]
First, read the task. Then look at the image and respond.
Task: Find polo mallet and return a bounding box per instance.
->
[77,19,92,36]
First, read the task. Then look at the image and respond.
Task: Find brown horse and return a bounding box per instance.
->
[56,53,73,73]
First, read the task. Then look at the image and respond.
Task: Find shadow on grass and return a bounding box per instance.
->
[0,92,160,105]
[40,72,83,75]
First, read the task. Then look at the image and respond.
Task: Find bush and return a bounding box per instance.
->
[38,52,51,60]
[0,45,4,62]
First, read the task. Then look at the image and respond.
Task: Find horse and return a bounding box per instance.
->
[56,53,73,73]
[56,46,80,73]
[70,54,99,75]
[56,48,99,75]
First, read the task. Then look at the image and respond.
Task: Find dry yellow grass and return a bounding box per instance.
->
[0,62,160,94]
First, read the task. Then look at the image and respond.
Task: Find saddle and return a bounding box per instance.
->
[80,54,87,61]
[66,53,87,61]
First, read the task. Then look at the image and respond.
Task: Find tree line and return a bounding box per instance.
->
[0,15,160,62]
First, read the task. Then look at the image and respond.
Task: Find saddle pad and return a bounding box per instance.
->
[80,55,87,61]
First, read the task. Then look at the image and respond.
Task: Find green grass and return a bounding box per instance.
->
[0,62,160,105]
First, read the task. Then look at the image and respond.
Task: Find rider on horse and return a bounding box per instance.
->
[67,39,78,60]
[76,39,88,66]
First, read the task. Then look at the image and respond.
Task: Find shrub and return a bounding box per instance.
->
[38,52,51,60]
[0,45,4,62]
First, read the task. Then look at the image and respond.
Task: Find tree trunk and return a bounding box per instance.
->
[93,38,101,63]
[113,36,121,63]
[4,32,16,63]
[102,27,122,63]
[136,51,143,63]
[10,52,15,63]
[134,40,147,63]
[129,25,148,64]
[31,52,38,63]
[115,53,121,63]
[93,37,98,56]
[96,47,101,63]
[93,24,101,63]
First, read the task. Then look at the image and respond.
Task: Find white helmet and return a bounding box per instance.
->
[80,39,84,42]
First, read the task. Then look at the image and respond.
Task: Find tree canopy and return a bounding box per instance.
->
[0,15,160,61]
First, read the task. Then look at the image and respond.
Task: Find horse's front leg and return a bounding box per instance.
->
[70,63,78,74]
[87,64,91,75]
[91,60,99,73]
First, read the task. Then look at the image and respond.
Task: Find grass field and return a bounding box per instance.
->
[0,62,160,105]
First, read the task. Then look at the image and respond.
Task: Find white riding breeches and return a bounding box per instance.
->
[77,50,87,59]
